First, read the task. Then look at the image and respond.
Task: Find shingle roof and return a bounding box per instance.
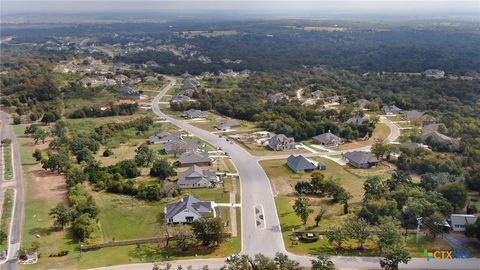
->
[343,151,379,164]
[177,165,216,185]
[215,118,240,130]
[179,151,211,164]
[287,155,317,171]
[164,140,198,153]
[312,132,342,144]
[346,116,366,125]
[165,195,212,219]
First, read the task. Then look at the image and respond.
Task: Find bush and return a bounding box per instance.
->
[300,232,319,243]
[103,149,114,157]
[48,250,69,257]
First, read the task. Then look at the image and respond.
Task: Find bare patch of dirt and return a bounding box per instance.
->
[30,170,68,204]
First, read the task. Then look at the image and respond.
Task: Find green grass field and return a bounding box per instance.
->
[0,189,13,251]
[3,143,13,180]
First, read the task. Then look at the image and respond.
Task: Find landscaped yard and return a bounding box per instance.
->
[3,143,13,180]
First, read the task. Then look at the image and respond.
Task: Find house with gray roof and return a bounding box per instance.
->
[149,132,182,145]
[182,109,208,119]
[165,195,214,224]
[178,151,212,167]
[353,99,370,110]
[177,165,217,188]
[215,118,241,131]
[449,214,477,232]
[287,155,326,173]
[310,90,324,99]
[312,131,344,147]
[346,116,366,126]
[404,110,437,126]
[342,151,380,168]
[171,95,192,104]
[268,134,296,151]
[423,69,445,79]
[114,85,140,99]
[381,105,402,115]
[164,140,198,155]
[421,124,455,144]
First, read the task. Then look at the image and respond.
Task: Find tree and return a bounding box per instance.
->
[191,216,225,246]
[0,230,7,245]
[1,138,11,145]
[33,128,49,144]
[437,182,467,212]
[75,147,95,164]
[103,149,114,157]
[115,159,141,178]
[338,190,352,215]
[273,252,301,270]
[377,217,401,251]
[380,244,411,270]
[311,256,335,270]
[294,181,312,195]
[49,203,70,229]
[66,167,88,187]
[71,213,98,241]
[150,159,175,180]
[135,143,156,166]
[173,225,193,251]
[363,176,387,200]
[326,225,347,249]
[32,149,43,161]
[345,218,371,250]
[24,124,38,135]
[424,211,445,238]
[292,197,312,225]
[310,171,327,194]
[314,207,327,227]
[387,170,412,191]
[465,220,480,240]
[41,147,71,174]
[371,140,388,160]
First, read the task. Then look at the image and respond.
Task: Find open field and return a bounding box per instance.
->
[3,143,13,180]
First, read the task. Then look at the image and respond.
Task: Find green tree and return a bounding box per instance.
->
[191,216,225,246]
[363,176,387,200]
[377,217,401,251]
[135,143,156,166]
[32,149,43,161]
[424,211,445,238]
[49,203,70,229]
[380,244,411,270]
[314,207,327,227]
[310,171,327,194]
[326,224,347,249]
[33,128,49,144]
[0,230,7,245]
[345,218,371,250]
[150,159,175,180]
[71,213,98,241]
[292,197,312,225]
[66,167,88,187]
[273,252,301,270]
[311,256,335,270]
[437,182,467,212]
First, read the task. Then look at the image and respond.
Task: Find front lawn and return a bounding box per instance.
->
[3,143,13,180]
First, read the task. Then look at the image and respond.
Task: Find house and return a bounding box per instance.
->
[325,95,340,103]
[342,151,380,168]
[171,95,192,104]
[268,134,296,151]
[346,116,366,126]
[423,69,445,79]
[148,132,182,144]
[268,92,289,103]
[449,214,477,232]
[143,76,158,82]
[164,140,198,154]
[353,99,370,110]
[287,155,326,173]
[382,105,402,115]
[404,110,437,125]
[182,109,208,119]
[177,165,217,188]
[312,131,344,147]
[165,195,214,224]
[215,118,241,131]
[421,124,455,144]
[178,151,212,167]
[310,90,324,99]
[114,85,140,99]
[114,74,129,83]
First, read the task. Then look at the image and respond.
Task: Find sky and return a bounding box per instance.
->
[1,0,479,17]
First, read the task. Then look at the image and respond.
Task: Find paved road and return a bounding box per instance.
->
[0,109,25,270]
[152,77,286,256]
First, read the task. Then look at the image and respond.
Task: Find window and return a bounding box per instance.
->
[186,216,194,223]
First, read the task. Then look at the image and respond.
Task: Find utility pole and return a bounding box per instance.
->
[416,217,423,244]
